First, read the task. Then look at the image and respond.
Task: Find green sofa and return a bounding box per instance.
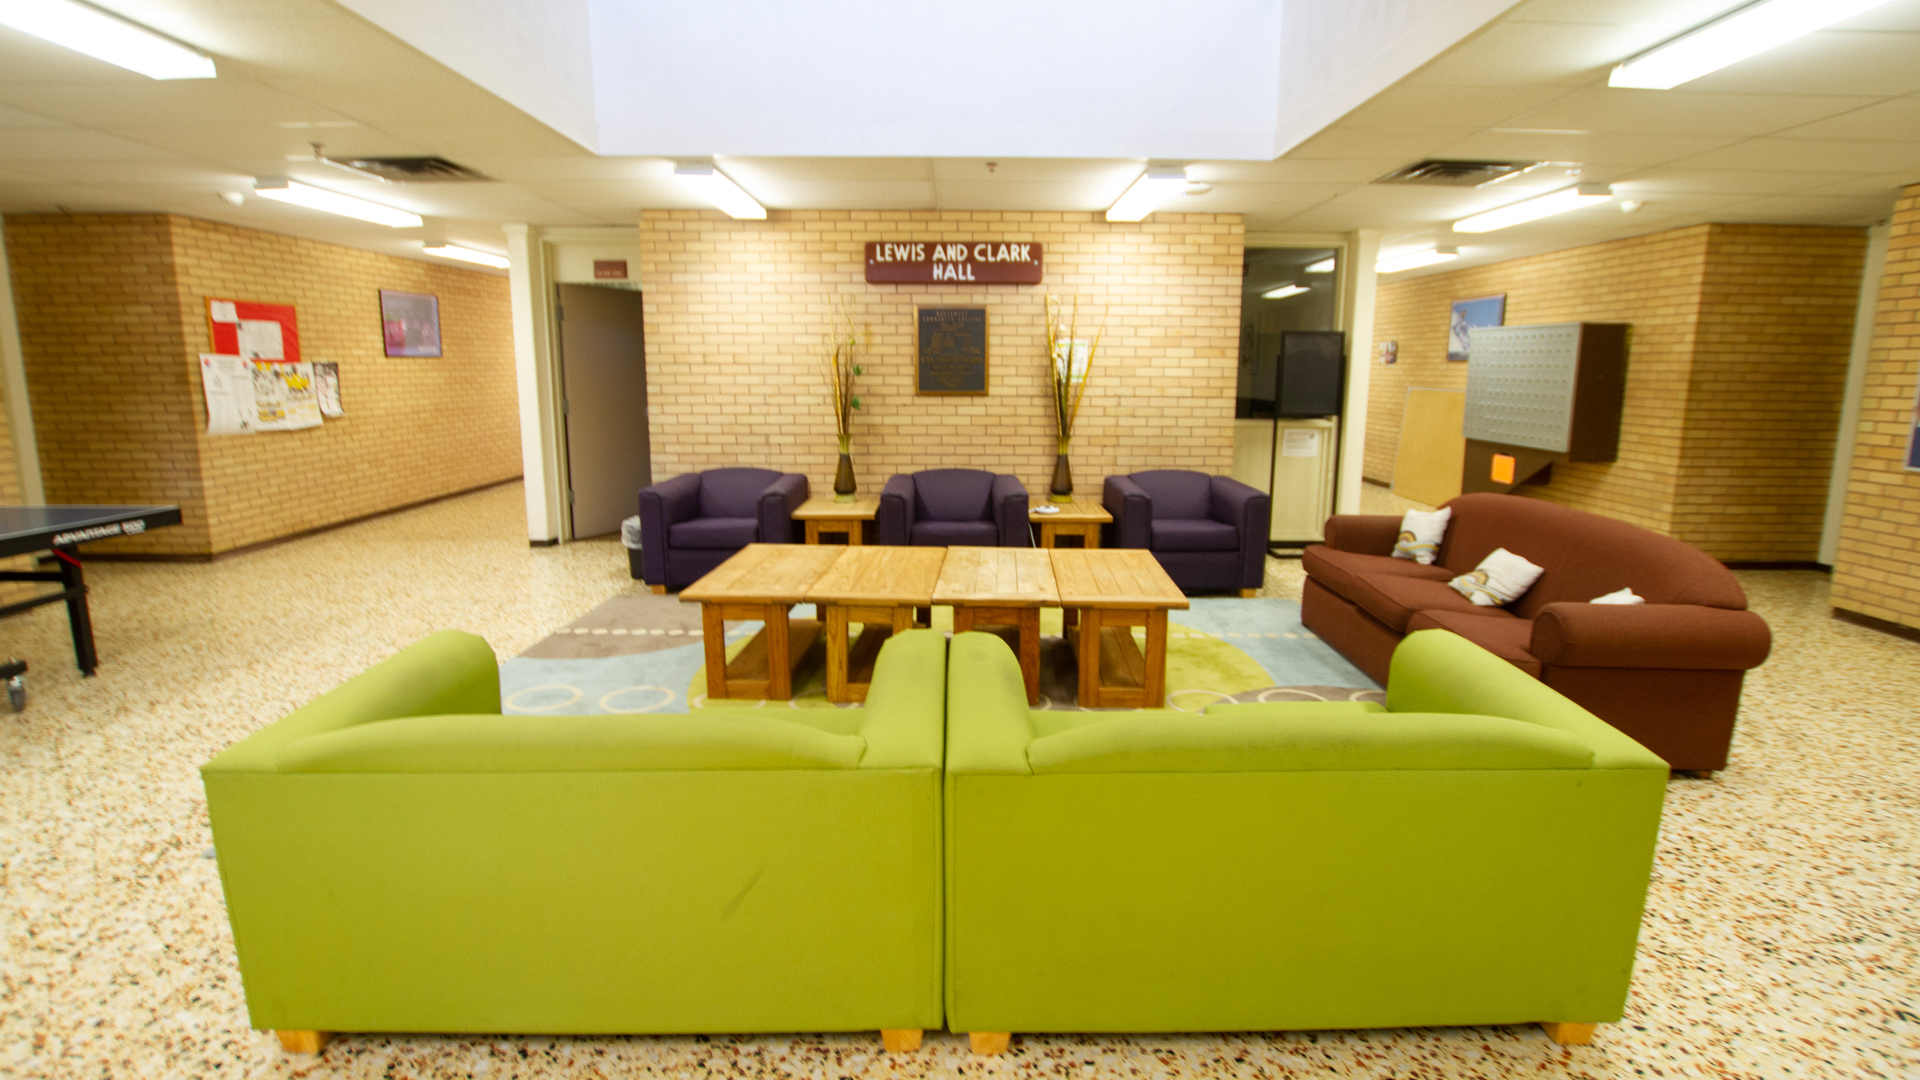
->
[943,628,1667,1048]
[203,628,947,1049]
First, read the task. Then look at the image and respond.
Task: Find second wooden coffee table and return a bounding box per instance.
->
[1050,548,1189,709]
[1030,500,1111,548]
[932,546,1058,705]
[807,546,948,704]
[794,494,880,545]
[679,543,842,702]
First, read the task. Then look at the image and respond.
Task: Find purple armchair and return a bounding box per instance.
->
[875,469,1029,547]
[1103,470,1270,594]
[637,468,809,590]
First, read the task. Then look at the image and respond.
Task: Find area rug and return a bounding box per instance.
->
[501,592,1379,716]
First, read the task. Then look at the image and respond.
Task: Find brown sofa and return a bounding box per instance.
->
[1303,493,1771,773]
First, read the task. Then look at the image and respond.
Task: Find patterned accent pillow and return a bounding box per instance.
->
[1590,586,1645,605]
[1448,547,1545,607]
[1390,506,1451,566]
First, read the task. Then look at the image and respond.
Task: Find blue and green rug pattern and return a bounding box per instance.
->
[501,593,1379,716]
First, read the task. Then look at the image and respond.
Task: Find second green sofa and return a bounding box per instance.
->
[943,628,1668,1049]
[204,628,947,1051]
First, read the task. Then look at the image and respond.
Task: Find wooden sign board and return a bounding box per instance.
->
[867,242,1042,284]
[916,307,988,395]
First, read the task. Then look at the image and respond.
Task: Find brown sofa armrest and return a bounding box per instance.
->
[1532,603,1772,670]
[1322,514,1403,556]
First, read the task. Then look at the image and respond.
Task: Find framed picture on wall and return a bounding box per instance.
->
[1448,294,1506,361]
[1907,381,1920,471]
[380,289,441,358]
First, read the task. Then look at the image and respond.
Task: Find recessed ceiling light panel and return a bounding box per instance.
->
[1106,164,1188,222]
[0,0,216,79]
[674,162,767,220]
[251,177,423,228]
[1609,0,1895,89]
[1453,184,1612,233]
[1376,247,1459,274]
[423,244,509,269]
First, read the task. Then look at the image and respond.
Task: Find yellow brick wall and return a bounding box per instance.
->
[3,213,520,557]
[1832,185,1920,629]
[1368,223,1866,561]
[639,210,1243,497]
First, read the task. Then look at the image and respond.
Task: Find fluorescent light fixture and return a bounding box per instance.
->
[423,244,509,269]
[1106,163,1188,222]
[1453,184,1612,233]
[1610,0,1894,89]
[674,162,766,220]
[0,0,215,79]
[251,177,423,228]
[1262,284,1310,299]
[1376,247,1459,274]
[1304,257,1336,274]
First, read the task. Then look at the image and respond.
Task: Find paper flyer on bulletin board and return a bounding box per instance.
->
[200,354,253,435]
[202,354,332,435]
[250,361,322,431]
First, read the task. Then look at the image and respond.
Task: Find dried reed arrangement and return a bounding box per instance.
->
[1043,293,1107,502]
[822,300,869,500]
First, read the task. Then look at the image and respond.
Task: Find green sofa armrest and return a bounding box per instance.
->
[203,630,499,774]
[945,632,1034,774]
[275,713,866,772]
[856,629,946,770]
[1203,700,1385,717]
[1387,629,1670,770]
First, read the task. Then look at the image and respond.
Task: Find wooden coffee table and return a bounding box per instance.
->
[794,494,880,546]
[932,546,1058,705]
[679,543,842,702]
[1030,500,1111,548]
[807,546,948,703]
[1050,548,1188,709]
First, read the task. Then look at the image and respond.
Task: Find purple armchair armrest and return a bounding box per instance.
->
[638,472,703,586]
[758,473,810,544]
[992,474,1030,547]
[1210,475,1271,590]
[876,474,915,546]
[1103,475,1151,549]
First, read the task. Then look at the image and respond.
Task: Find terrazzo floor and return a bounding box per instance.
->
[2,481,1916,1079]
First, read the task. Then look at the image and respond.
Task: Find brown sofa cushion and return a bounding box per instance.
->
[1302,545,1451,602]
[1345,572,1517,633]
[1434,493,1749,616]
[1406,611,1542,678]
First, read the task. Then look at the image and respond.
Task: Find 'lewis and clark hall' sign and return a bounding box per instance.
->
[866,242,1043,284]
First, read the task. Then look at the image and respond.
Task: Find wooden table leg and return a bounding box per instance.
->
[1038,523,1057,549]
[701,603,728,701]
[805,520,821,544]
[1077,607,1102,707]
[824,604,850,703]
[845,521,864,546]
[1142,607,1168,708]
[1019,607,1040,705]
[764,602,793,700]
[953,606,976,634]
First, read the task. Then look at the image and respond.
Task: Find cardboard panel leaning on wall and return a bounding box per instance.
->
[4,214,214,556]
[168,217,521,555]
[1832,184,1920,631]
[638,210,1243,498]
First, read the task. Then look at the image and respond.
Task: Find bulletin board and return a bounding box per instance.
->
[206,298,301,363]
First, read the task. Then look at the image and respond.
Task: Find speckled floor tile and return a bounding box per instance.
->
[2,482,1916,1079]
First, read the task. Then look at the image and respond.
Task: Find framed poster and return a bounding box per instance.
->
[916,306,988,395]
[380,289,441,358]
[206,298,300,363]
[1448,294,1506,362]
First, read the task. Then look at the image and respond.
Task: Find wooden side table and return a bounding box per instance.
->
[932,546,1059,705]
[1049,548,1189,709]
[794,494,880,546]
[1031,500,1111,549]
[678,543,842,702]
[806,546,948,704]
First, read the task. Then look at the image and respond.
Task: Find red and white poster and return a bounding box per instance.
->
[206,298,301,364]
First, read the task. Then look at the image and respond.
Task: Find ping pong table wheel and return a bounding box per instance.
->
[2,658,26,712]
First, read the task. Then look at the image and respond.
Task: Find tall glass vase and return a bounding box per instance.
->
[1050,437,1074,504]
[834,435,857,502]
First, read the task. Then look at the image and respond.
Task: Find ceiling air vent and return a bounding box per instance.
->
[333,156,492,183]
[1374,159,1539,187]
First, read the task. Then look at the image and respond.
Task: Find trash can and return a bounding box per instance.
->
[621,515,644,581]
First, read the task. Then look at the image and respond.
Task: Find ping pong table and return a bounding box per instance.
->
[0,505,182,678]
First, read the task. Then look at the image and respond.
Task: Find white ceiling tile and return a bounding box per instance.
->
[1433,130,1743,165]
[0,104,65,129]
[1679,29,1920,97]
[1194,158,1406,184]
[1336,84,1575,129]
[1496,86,1883,136]
[1803,172,1920,197]
[1409,19,1675,87]
[1285,127,1481,160]
[1611,167,1875,195]
[1714,193,1902,223]
[1676,137,1920,173]
[0,130,177,161]
[1770,95,1920,140]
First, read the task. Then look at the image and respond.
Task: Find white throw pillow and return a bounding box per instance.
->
[1448,547,1545,607]
[1391,506,1452,566]
[1590,586,1645,605]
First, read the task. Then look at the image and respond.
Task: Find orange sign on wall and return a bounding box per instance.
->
[1490,453,1517,485]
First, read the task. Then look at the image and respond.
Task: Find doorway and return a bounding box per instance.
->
[556,283,651,539]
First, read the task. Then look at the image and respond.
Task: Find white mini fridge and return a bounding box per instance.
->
[1268,417,1338,543]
